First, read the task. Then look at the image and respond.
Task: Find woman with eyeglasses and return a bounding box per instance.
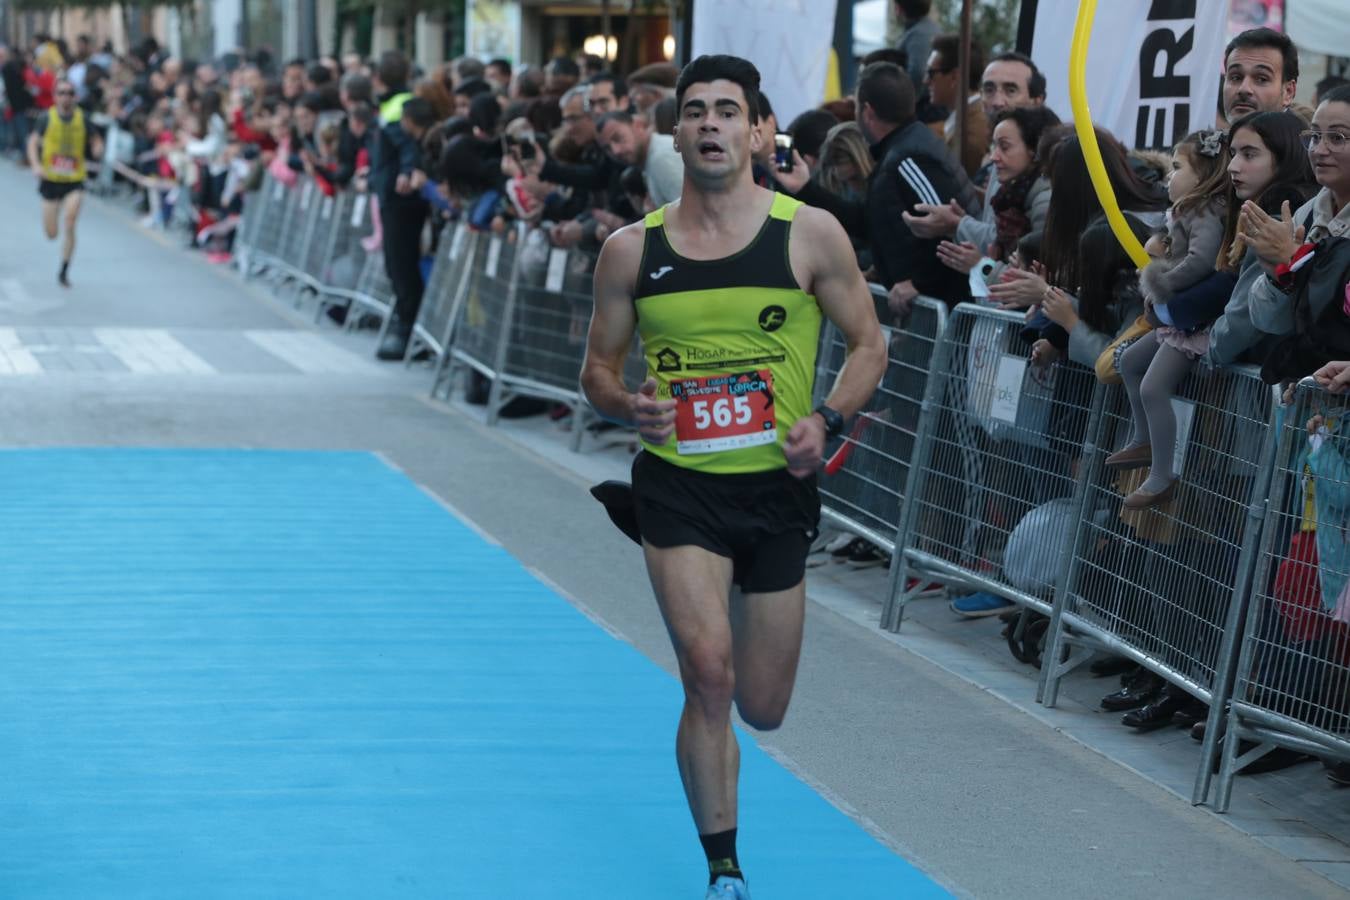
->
[26,78,102,288]
[1240,84,1350,380]
[1242,86,1350,278]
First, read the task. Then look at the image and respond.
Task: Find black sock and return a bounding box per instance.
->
[59,260,69,280]
[699,828,742,884]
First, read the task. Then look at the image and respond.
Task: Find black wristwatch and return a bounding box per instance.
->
[814,405,845,439]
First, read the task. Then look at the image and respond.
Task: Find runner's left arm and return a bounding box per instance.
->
[27,115,45,171]
[796,205,887,421]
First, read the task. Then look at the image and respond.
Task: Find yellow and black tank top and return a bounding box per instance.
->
[41,107,87,183]
[635,193,821,474]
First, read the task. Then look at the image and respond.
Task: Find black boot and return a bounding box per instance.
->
[1171,695,1208,728]
[377,320,411,360]
[1101,668,1164,712]
[1122,683,1189,731]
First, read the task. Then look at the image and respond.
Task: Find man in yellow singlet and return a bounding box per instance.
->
[582,55,887,900]
[27,79,102,287]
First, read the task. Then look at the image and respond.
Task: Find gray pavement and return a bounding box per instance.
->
[1,164,1346,899]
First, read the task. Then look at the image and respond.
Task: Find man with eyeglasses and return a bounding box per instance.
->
[925,33,987,179]
[27,78,101,287]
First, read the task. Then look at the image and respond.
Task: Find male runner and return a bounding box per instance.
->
[581,55,887,899]
[27,78,102,287]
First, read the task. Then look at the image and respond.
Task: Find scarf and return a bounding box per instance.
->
[989,170,1038,261]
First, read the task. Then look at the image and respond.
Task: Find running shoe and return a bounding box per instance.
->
[705,876,751,899]
[950,592,1017,618]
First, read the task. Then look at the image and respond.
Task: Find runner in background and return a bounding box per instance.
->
[27,78,102,287]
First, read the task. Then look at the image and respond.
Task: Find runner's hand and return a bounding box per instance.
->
[631,378,676,444]
[784,414,826,479]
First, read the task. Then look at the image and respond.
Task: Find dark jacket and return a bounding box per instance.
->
[795,119,980,304]
[540,143,634,219]
[1,61,33,114]
[370,120,425,205]
[1261,237,1350,384]
[332,120,373,189]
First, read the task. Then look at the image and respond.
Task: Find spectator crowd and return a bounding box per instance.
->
[6,1,1350,786]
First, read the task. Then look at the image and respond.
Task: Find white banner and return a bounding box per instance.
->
[1032,0,1229,150]
[692,0,836,125]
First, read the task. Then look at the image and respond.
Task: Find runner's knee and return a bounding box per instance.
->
[680,644,735,711]
[735,694,789,732]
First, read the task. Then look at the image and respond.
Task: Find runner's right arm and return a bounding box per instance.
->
[581,223,677,444]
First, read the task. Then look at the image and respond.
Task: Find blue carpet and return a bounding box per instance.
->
[0,450,947,898]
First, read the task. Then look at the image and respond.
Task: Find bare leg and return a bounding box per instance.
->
[60,189,83,266]
[1119,335,1161,449]
[41,199,59,240]
[643,543,739,834]
[730,580,806,732]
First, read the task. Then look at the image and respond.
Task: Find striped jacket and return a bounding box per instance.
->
[796,119,980,305]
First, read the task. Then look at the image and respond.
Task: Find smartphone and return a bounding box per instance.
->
[774,132,793,173]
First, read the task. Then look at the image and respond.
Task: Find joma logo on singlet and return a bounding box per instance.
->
[650,266,675,280]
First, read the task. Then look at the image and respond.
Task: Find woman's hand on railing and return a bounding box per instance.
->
[1314,361,1350,395]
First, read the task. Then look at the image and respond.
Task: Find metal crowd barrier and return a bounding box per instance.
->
[233,173,276,274]
[242,174,296,277]
[313,191,386,326]
[883,303,1102,632]
[227,173,1350,815]
[441,225,523,419]
[812,287,946,556]
[1040,365,1277,804]
[1214,380,1350,811]
[498,243,600,447]
[411,222,479,365]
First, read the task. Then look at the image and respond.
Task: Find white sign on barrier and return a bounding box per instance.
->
[321,195,334,217]
[545,249,568,293]
[485,236,502,278]
[351,194,368,226]
[450,225,468,260]
[300,181,313,210]
[273,180,285,200]
[991,355,1026,424]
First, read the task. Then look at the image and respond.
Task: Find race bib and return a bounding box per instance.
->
[671,369,778,455]
[50,155,78,176]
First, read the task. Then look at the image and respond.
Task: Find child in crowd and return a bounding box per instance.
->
[1107,129,1231,509]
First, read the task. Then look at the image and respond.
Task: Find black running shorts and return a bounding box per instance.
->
[631,451,821,594]
[39,179,83,202]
